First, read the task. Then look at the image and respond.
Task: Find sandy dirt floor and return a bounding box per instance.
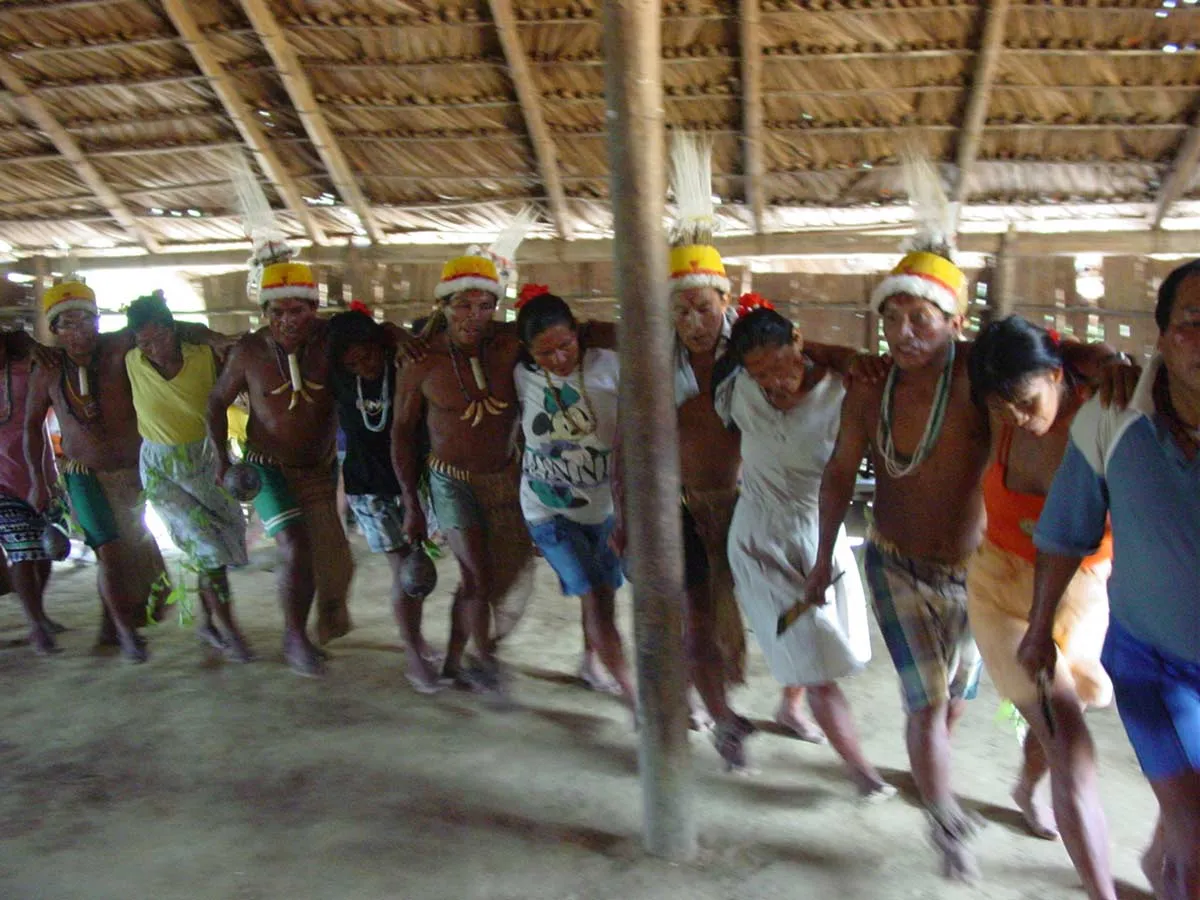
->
[0,520,1158,900]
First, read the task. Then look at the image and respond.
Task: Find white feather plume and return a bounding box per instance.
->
[669,132,717,248]
[487,204,538,266]
[899,147,957,259]
[230,153,295,304]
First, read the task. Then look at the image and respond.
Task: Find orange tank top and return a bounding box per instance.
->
[983,424,1113,567]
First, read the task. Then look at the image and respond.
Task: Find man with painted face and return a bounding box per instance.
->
[393,247,536,699]
[628,135,863,771]
[206,253,356,676]
[24,280,230,662]
[328,303,441,693]
[124,292,252,662]
[804,164,1130,880]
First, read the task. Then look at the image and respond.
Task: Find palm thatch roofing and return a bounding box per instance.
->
[0,0,1197,263]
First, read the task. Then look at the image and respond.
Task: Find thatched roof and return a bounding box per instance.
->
[0,0,1197,262]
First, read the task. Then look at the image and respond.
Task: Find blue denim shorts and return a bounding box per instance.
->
[1103,616,1200,781]
[527,515,623,597]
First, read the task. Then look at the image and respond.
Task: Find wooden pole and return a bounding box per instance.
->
[32,256,51,344]
[604,0,696,862]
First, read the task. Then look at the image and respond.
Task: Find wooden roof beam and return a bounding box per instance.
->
[487,0,573,240]
[740,0,766,233]
[235,0,383,244]
[161,0,329,247]
[1151,107,1200,228]
[953,0,1011,209]
[0,57,160,253]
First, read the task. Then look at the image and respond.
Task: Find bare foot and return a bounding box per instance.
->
[689,692,714,732]
[1012,780,1059,841]
[39,616,68,634]
[197,623,227,651]
[316,604,352,646]
[29,624,59,655]
[713,714,756,773]
[95,619,119,648]
[928,803,981,884]
[578,653,622,695]
[851,769,897,803]
[224,633,256,664]
[406,655,445,695]
[774,705,827,744]
[119,632,149,664]
[283,634,325,677]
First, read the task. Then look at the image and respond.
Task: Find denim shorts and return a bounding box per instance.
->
[527,515,623,597]
[1103,616,1200,781]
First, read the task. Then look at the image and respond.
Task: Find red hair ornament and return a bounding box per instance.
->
[736,292,775,319]
[515,283,550,310]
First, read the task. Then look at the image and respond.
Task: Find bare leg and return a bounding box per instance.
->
[199,567,253,662]
[445,526,504,694]
[11,559,56,653]
[580,585,635,710]
[275,523,321,676]
[687,578,753,769]
[578,595,619,693]
[442,584,470,680]
[1142,818,1168,899]
[94,542,148,663]
[1014,693,1116,899]
[807,683,892,797]
[386,550,440,693]
[30,560,65,633]
[907,702,978,882]
[776,685,826,744]
[1149,772,1200,900]
[1012,727,1059,840]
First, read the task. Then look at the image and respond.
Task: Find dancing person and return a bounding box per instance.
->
[328,305,441,692]
[716,304,892,796]
[393,245,537,699]
[1021,259,1200,900]
[0,328,65,653]
[513,287,634,713]
[207,250,359,676]
[24,281,228,662]
[124,292,253,662]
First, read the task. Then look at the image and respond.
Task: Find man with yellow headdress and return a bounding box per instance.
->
[24,279,231,662]
[613,134,862,771]
[802,156,1131,882]
[394,212,620,699]
[393,223,538,699]
[205,243,359,677]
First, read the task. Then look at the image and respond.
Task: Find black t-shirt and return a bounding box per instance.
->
[332,360,403,497]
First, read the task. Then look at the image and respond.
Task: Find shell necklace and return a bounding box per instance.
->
[875,341,956,479]
[355,368,391,433]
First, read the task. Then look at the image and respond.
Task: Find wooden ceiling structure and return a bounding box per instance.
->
[0,0,1197,266]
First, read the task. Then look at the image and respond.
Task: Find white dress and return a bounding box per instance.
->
[723,368,872,685]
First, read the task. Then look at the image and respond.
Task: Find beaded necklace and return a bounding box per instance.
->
[875,341,956,479]
[355,367,391,433]
[61,353,102,425]
[268,338,324,410]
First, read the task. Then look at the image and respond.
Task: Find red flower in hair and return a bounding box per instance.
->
[1047,328,1061,346]
[348,300,371,316]
[515,283,550,309]
[736,292,775,319]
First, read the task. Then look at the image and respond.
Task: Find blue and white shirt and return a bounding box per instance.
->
[1034,356,1200,664]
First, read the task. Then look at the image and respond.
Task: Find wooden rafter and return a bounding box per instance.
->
[235,0,383,244]
[1151,107,1200,228]
[740,0,766,232]
[0,56,160,253]
[952,0,1011,207]
[161,0,329,247]
[487,0,574,241]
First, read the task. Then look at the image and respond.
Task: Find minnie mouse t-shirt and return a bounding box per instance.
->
[514,347,619,526]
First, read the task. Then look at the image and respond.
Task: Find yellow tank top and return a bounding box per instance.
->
[126,342,216,446]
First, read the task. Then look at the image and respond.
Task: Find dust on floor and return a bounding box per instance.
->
[0,534,1157,900]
